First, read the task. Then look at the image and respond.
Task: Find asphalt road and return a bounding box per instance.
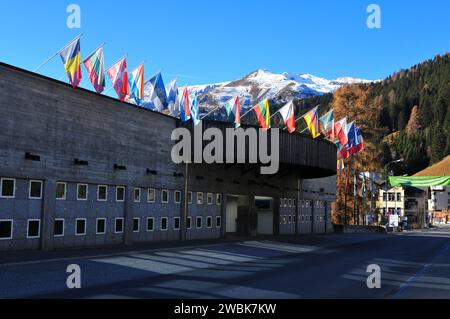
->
[1,226,449,299]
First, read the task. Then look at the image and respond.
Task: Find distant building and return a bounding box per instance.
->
[428,186,450,224]
[377,186,427,228]
[414,157,450,225]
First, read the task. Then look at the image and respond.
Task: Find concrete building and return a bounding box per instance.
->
[0,62,337,251]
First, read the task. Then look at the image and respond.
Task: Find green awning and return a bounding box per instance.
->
[389,176,450,187]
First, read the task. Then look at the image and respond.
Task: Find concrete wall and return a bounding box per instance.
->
[0,63,337,251]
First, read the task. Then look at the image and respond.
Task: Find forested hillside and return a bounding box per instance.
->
[296,53,450,175]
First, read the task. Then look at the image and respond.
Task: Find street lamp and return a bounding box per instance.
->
[384,159,404,230]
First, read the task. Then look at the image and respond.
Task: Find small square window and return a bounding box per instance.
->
[288,199,293,207]
[288,215,292,224]
[161,190,169,204]
[196,216,203,229]
[115,218,124,233]
[161,217,168,231]
[27,220,40,238]
[133,218,140,232]
[77,184,88,201]
[174,217,181,230]
[186,217,192,229]
[54,219,64,237]
[207,193,213,205]
[174,191,182,204]
[0,178,15,198]
[96,218,106,234]
[283,216,288,224]
[0,220,13,240]
[216,216,222,228]
[216,194,222,206]
[147,189,156,203]
[97,185,108,201]
[147,218,154,232]
[206,216,213,228]
[134,188,141,203]
[29,180,43,199]
[283,199,288,207]
[116,186,125,202]
[188,192,193,204]
[56,182,66,200]
[197,192,204,205]
[76,219,87,236]
[293,215,297,223]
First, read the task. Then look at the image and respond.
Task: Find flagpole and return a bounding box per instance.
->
[34,33,83,73]
[83,42,106,62]
[201,105,221,120]
[240,107,254,120]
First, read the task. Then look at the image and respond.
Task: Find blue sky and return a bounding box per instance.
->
[0,0,449,90]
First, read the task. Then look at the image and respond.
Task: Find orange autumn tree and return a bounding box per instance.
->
[331,84,383,225]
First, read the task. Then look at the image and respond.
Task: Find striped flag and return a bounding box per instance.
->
[83,46,105,93]
[179,86,191,122]
[224,96,241,128]
[190,92,200,126]
[334,117,348,146]
[128,64,145,105]
[59,37,82,88]
[303,106,320,138]
[253,99,271,130]
[279,101,296,133]
[320,109,335,139]
[107,57,129,102]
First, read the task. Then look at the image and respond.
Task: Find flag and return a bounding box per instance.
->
[303,106,320,138]
[336,140,350,160]
[253,99,271,130]
[166,79,180,117]
[334,117,348,146]
[143,73,168,111]
[320,109,335,139]
[107,57,129,102]
[83,46,105,93]
[59,37,82,88]
[360,177,367,197]
[279,101,296,133]
[348,124,365,154]
[337,158,345,173]
[352,128,365,154]
[128,64,145,105]
[179,86,191,122]
[346,121,357,152]
[224,96,241,128]
[190,92,200,126]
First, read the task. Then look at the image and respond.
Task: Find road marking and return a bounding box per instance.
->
[392,243,450,298]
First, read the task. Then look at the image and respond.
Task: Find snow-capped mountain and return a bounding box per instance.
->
[184,69,374,113]
[142,69,374,117]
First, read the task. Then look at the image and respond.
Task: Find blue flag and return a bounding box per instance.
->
[143,73,168,111]
[190,92,200,126]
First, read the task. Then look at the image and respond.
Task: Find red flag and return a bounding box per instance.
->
[279,101,296,133]
[107,57,129,102]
